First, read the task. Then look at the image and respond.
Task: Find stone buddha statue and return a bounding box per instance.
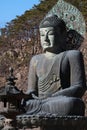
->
[22,15,86,116]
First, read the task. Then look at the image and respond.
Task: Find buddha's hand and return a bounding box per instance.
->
[21,98,26,107]
[20,91,37,112]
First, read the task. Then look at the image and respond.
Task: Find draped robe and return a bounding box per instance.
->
[25,50,86,116]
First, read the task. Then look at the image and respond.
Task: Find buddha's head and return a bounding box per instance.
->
[39,15,67,53]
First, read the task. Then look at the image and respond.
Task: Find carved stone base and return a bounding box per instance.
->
[40,126,84,130]
[16,115,87,130]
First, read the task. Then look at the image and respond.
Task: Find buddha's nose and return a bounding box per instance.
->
[44,34,49,42]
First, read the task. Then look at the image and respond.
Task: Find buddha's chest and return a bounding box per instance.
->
[36,57,62,98]
[36,56,61,78]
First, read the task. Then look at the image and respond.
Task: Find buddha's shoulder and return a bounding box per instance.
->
[30,53,45,62]
[31,50,82,61]
[63,50,82,59]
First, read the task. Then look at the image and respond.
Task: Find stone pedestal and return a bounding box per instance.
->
[16,115,87,130]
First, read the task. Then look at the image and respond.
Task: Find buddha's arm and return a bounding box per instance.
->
[52,50,86,98]
[26,56,38,96]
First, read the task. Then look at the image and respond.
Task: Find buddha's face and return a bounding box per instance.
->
[40,26,62,52]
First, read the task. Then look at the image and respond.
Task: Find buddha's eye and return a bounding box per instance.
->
[40,31,45,36]
[48,30,54,35]
[40,33,45,36]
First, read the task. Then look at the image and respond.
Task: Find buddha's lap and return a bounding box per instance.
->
[26,96,85,116]
[42,96,84,114]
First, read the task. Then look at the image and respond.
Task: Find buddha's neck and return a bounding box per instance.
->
[44,46,63,55]
[45,51,57,59]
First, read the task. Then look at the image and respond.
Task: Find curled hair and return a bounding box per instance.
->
[39,15,66,33]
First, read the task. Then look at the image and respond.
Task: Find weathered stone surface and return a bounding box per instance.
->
[16,115,87,130]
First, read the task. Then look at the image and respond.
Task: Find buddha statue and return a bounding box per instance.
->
[22,15,86,116]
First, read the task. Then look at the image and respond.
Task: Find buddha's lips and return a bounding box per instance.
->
[43,42,50,46]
